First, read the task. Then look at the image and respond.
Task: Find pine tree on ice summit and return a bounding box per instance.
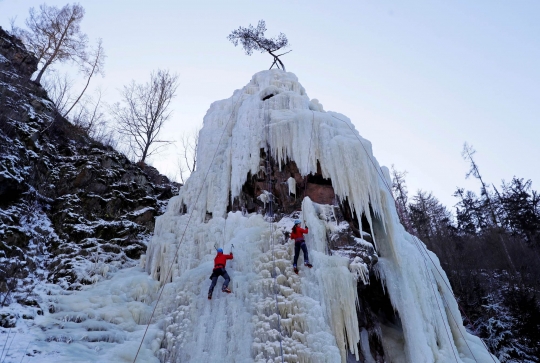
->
[228,20,291,71]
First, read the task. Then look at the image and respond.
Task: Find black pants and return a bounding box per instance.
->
[293,241,309,266]
[208,268,230,294]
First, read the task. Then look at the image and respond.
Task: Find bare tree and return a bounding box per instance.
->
[462,142,517,272]
[228,20,291,71]
[112,69,179,163]
[177,127,200,183]
[70,89,103,133]
[391,165,410,228]
[62,38,105,117]
[15,3,88,84]
[41,71,74,114]
[41,74,113,146]
[71,88,114,144]
[462,142,499,226]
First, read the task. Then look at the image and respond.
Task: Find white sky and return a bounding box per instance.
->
[2,0,539,209]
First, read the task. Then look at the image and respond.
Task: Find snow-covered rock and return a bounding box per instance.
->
[0,26,178,362]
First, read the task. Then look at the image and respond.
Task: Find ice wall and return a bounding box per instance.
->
[144,70,498,363]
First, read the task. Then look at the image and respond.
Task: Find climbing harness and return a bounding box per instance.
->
[132,93,244,363]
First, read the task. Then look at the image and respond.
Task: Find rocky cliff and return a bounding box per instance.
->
[0,26,177,322]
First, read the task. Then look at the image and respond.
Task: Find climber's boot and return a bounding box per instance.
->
[222,287,232,294]
[293,265,299,274]
[305,261,313,268]
[208,292,212,300]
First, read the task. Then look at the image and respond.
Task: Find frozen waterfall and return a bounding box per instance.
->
[143,69,498,363]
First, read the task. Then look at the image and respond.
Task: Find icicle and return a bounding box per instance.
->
[350,257,370,285]
[360,328,377,363]
[257,190,272,208]
[287,177,296,196]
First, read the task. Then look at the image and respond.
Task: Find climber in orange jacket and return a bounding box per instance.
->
[208,248,233,299]
[291,220,312,274]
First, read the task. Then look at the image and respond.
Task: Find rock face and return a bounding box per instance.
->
[0,26,178,308]
[0,28,38,78]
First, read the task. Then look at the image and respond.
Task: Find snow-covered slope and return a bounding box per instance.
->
[143,70,498,363]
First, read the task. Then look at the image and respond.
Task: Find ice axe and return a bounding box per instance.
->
[230,244,235,269]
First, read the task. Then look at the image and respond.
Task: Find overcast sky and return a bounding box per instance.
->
[2,0,539,209]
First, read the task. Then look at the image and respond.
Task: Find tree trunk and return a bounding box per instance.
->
[35,59,52,84]
[63,66,94,117]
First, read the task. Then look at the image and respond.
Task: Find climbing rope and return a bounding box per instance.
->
[411,235,494,362]
[132,94,243,363]
[264,102,286,363]
[421,247,461,363]
[328,114,499,363]
[413,235,484,361]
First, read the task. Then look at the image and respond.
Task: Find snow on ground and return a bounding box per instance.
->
[1,268,161,363]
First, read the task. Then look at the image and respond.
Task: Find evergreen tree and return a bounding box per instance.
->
[228,20,291,71]
[393,152,540,362]
[453,188,490,234]
[475,294,517,362]
[409,190,454,241]
[503,286,540,362]
[500,178,540,246]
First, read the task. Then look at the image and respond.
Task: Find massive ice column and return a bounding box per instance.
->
[144,69,498,363]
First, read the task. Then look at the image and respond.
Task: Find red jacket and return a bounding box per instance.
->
[213,252,233,270]
[291,226,308,242]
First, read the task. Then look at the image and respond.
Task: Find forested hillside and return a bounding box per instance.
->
[391,151,540,362]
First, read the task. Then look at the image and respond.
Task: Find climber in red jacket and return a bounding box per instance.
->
[208,248,234,299]
[291,219,312,274]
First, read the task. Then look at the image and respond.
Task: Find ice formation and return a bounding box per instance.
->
[287,177,296,196]
[142,70,498,363]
